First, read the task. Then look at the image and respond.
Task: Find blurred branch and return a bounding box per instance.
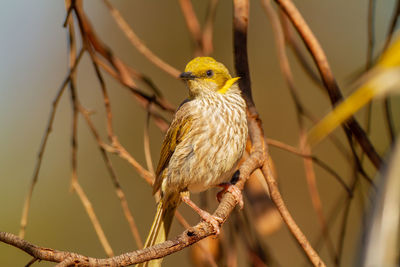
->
[279,12,324,89]
[381,0,399,144]
[366,0,375,70]
[71,179,115,257]
[202,0,218,56]
[179,0,203,53]
[102,0,181,78]
[79,105,144,249]
[18,48,85,239]
[235,0,325,266]
[383,0,400,52]
[275,0,382,169]
[74,0,175,116]
[267,138,351,194]
[179,0,218,56]
[262,1,337,262]
[66,6,114,256]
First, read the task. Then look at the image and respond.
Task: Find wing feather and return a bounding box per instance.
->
[152,101,193,194]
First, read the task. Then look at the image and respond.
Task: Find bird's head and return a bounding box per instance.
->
[180,57,240,97]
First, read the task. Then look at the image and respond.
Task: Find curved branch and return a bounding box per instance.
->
[102,0,181,78]
[275,0,382,169]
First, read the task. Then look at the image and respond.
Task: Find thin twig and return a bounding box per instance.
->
[19,48,85,239]
[262,1,337,262]
[366,0,375,70]
[72,180,115,257]
[235,0,324,265]
[179,0,203,55]
[102,0,180,78]
[73,1,173,133]
[69,103,115,256]
[79,106,144,249]
[267,138,351,194]
[384,98,395,143]
[382,0,400,52]
[379,0,399,143]
[202,0,218,56]
[275,0,382,169]
[104,140,154,185]
[25,257,38,267]
[262,160,325,267]
[279,12,323,88]
[144,105,155,175]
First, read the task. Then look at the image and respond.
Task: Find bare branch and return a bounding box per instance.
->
[275,0,382,169]
[19,48,85,238]
[102,0,181,78]
[79,105,144,249]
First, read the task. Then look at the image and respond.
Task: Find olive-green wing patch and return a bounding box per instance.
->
[152,112,193,194]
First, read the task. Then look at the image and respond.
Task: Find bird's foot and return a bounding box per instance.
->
[197,209,224,235]
[217,183,244,209]
[181,194,223,235]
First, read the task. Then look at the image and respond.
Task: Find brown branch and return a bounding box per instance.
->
[91,56,172,132]
[380,0,399,145]
[178,0,218,56]
[382,0,400,52]
[25,257,39,267]
[66,14,114,256]
[72,0,174,135]
[267,138,351,194]
[78,104,154,187]
[280,12,323,89]
[104,139,155,186]
[383,98,395,144]
[262,1,336,262]
[79,105,144,249]
[202,0,218,56]
[275,0,382,169]
[174,212,218,267]
[67,10,79,188]
[261,161,325,267]
[71,180,115,257]
[366,0,375,70]
[102,0,181,78]
[179,0,203,55]
[235,0,325,266]
[19,48,85,238]
[144,106,155,175]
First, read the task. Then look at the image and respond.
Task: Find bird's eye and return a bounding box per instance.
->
[206,70,214,77]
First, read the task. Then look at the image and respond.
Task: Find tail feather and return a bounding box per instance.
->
[138,196,180,267]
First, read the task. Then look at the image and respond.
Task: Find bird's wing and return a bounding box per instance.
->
[152,101,193,194]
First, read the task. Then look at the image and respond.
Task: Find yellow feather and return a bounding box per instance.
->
[217,77,240,94]
[137,196,180,267]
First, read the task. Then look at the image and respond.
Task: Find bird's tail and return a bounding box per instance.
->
[138,194,180,267]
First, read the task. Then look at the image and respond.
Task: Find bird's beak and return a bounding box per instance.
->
[179,72,196,80]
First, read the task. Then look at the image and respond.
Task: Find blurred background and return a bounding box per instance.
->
[0,0,398,266]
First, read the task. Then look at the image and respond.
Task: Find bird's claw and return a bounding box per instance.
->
[198,209,223,235]
[217,184,244,209]
[204,214,224,235]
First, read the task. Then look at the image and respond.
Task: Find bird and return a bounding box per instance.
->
[140,57,248,266]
